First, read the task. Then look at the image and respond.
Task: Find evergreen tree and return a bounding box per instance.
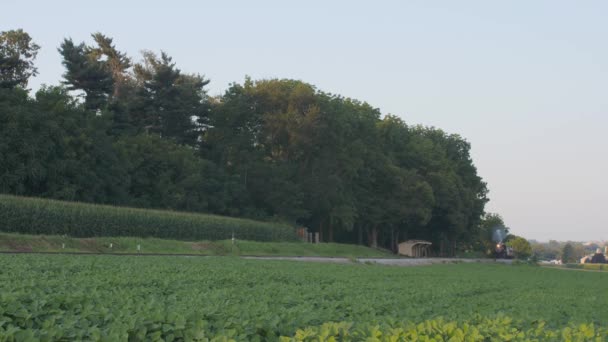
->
[89,33,131,100]
[132,51,209,145]
[562,243,575,263]
[59,38,113,110]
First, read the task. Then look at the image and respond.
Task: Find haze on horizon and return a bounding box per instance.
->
[4,0,607,242]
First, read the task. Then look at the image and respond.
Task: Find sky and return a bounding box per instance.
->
[3,0,607,241]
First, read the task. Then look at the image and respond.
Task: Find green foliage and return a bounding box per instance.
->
[281,318,607,341]
[563,263,608,271]
[89,32,131,100]
[0,195,297,241]
[114,134,221,212]
[0,29,40,88]
[508,236,532,259]
[532,240,590,261]
[562,242,576,263]
[131,51,209,145]
[0,256,606,341]
[3,29,492,251]
[0,86,129,203]
[59,37,114,110]
[582,263,607,271]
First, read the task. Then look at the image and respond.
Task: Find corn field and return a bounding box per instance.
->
[0,195,297,242]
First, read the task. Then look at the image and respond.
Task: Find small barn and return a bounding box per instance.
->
[398,240,432,257]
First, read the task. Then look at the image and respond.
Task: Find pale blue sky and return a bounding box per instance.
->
[4,1,607,241]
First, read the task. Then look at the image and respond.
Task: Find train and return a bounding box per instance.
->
[495,242,513,259]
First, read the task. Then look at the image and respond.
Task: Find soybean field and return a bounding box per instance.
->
[1,255,607,341]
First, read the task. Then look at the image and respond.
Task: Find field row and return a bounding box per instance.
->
[0,195,295,242]
[1,255,606,341]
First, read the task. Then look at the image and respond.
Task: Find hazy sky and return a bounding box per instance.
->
[4,1,607,241]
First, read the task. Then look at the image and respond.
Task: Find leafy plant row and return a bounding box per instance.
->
[1,255,608,341]
[0,195,297,242]
[280,318,606,342]
[2,312,605,342]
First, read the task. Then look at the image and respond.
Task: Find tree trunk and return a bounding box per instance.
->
[319,220,323,243]
[243,164,248,188]
[390,227,395,253]
[369,225,378,249]
[393,229,399,254]
[357,224,363,245]
[328,221,333,242]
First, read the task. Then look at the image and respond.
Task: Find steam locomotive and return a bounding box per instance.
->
[495,242,513,259]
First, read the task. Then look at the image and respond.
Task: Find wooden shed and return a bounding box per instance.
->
[398,240,432,257]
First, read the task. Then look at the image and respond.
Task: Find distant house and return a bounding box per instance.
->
[580,248,608,264]
[398,240,432,257]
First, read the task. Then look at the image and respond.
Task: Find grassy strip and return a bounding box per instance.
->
[0,194,296,242]
[0,232,391,257]
[563,263,608,271]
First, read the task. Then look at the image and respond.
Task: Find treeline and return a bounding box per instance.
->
[0,30,488,251]
[531,240,604,262]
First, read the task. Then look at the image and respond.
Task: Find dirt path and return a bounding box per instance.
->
[0,251,513,266]
[244,256,513,266]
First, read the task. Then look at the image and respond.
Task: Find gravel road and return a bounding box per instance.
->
[0,251,513,266]
[243,256,513,266]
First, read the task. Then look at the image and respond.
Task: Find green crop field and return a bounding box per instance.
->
[0,195,296,242]
[1,255,606,341]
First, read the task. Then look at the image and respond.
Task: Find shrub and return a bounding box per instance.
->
[583,264,605,271]
[507,236,532,259]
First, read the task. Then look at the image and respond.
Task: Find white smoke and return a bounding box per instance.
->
[492,227,507,243]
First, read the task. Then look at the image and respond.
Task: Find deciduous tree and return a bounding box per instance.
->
[0,29,40,88]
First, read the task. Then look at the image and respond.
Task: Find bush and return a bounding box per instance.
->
[583,264,606,271]
[563,263,606,271]
[507,236,532,259]
[0,195,297,242]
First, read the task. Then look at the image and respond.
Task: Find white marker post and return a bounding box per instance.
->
[231,231,235,254]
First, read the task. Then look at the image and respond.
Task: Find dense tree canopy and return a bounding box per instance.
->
[0,30,491,253]
[0,29,40,88]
